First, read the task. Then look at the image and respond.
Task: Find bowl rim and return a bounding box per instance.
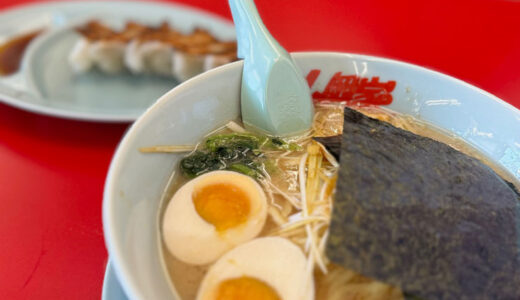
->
[102,51,520,300]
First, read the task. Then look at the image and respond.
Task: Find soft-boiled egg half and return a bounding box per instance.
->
[196,237,314,300]
[162,170,268,265]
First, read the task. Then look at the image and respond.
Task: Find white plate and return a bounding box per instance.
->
[0,1,235,122]
[102,260,128,300]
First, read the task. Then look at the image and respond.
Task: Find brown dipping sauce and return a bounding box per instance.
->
[0,30,42,76]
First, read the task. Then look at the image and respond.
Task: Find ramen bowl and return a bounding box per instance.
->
[103,52,520,300]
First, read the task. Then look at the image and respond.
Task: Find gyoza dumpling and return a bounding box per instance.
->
[203,41,237,71]
[71,20,147,74]
[68,37,93,73]
[172,51,204,81]
[125,39,174,76]
[171,28,216,81]
[89,40,126,74]
[125,22,177,76]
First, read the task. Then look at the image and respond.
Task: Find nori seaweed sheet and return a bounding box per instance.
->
[326,107,520,300]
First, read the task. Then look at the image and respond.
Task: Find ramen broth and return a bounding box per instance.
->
[159,104,518,300]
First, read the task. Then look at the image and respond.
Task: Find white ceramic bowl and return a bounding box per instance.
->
[103,52,520,300]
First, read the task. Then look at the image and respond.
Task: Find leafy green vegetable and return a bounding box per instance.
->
[205,133,301,152]
[228,164,258,177]
[180,133,299,179]
[265,137,302,151]
[180,150,222,178]
[180,147,261,178]
[206,133,261,152]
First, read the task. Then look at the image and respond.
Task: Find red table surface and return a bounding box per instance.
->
[1,0,519,299]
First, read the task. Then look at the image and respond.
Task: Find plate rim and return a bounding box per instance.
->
[102,259,129,300]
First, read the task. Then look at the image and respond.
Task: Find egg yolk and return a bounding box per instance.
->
[215,276,281,300]
[193,183,251,232]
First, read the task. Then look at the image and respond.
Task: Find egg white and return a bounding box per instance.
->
[196,237,314,300]
[162,170,268,265]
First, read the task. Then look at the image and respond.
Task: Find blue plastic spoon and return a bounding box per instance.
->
[228,0,314,137]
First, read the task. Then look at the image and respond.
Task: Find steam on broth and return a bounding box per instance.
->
[146,102,518,300]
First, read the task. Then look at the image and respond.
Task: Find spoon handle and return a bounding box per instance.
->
[228,0,286,59]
